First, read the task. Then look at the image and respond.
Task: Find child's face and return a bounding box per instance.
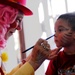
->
[54,18,75,47]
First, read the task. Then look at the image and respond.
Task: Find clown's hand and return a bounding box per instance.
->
[27,38,61,70]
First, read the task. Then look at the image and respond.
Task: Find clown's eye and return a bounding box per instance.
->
[16,18,22,24]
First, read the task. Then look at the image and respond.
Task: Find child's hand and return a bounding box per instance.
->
[48,47,62,60]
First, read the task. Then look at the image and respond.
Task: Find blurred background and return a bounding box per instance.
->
[1,0,75,75]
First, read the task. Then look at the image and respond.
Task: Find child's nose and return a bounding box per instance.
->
[54,32,59,37]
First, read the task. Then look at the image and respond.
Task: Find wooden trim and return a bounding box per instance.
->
[18,24,26,60]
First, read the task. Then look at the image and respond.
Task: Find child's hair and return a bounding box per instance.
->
[57,12,75,31]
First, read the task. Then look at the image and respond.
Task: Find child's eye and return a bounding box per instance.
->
[58,28,63,32]
[54,29,63,33]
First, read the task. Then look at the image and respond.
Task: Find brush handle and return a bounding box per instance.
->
[22,34,54,53]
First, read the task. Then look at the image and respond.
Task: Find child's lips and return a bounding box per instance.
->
[55,39,58,42]
[55,39,59,44]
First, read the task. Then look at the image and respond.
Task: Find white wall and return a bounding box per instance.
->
[23,0,55,75]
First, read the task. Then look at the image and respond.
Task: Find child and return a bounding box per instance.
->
[46,12,75,75]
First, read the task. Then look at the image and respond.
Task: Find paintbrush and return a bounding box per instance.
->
[22,34,54,53]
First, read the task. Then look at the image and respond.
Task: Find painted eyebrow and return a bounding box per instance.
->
[58,25,65,28]
[55,26,69,32]
[58,26,70,31]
